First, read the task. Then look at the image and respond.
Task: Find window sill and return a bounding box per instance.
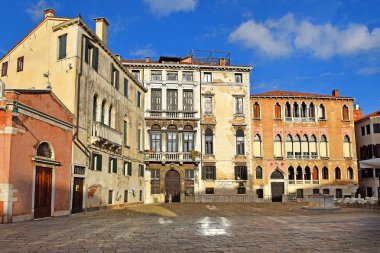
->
[321,156,329,160]
[344,157,353,160]
[319,118,327,121]
[124,145,130,149]
[273,118,282,121]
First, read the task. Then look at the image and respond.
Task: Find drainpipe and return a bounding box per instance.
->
[199,67,203,195]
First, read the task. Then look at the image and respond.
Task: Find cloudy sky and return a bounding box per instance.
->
[1,0,379,114]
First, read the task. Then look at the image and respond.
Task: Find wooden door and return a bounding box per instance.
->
[72,177,84,213]
[271,182,284,202]
[165,170,180,202]
[34,166,52,219]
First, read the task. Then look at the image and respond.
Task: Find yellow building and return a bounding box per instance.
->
[0,9,146,214]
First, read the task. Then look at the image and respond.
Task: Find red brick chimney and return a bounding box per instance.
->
[332,89,339,97]
[145,57,150,63]
[219,58,226,66]
[44,8,55,18]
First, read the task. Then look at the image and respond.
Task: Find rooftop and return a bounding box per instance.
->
[355,110,380,123]
[251,90,353,99]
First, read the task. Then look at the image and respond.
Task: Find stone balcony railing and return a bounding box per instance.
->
[285,117,317,123]
[145,110,198,120]
[145,152,200,163]
[287,152,318,160]
[288,180,320,185]
[90,122,123,147]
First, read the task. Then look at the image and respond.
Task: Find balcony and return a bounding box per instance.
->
[287,152,318,160]
[90,122,123,148]
[288,179,320,185]
[145,152,200,163]
[146,110,198,120]
[285,117,317,123]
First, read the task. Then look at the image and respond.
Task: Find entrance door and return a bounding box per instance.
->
[34,166,52,219]
[271,182,284,202]
[72,177,84,213]
[165,170,181,202]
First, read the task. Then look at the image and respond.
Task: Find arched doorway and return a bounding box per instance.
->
[165,170,180,202]
[270,169,285,202]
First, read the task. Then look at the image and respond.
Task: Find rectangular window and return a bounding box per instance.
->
[124,78,128,97]
[361,126,366,136]
[183,90,193,112]
[204,97,213,114]
[150,132,161,151]
[167,89,178,111]
[183,72,193,81]
[237,187,246,194]
[17,56,24,72]
[84,38,99,71]
[137,129,142,151]
[111,64,119,90]
[336,189,343,199]
[73,166,85,175]
[183,132,194,152]
[202,166,216,180]
[124,190,128,203]
[235,166,248,180]
[109,158,117,173]
[205,187,214,194]
[374,123,380,133]
[151,70,162,81]
[185,169,194,179]
[58,34,67,59]
[236,135,245,155]
[132,70,140,80]
[108,190,113,204]
[323,189,330,194]
[366,124,371,135]
[123,120,127,145]
[235,97,244,114]
[92,153,102,171]
[256,189,263,198]
[234,73,242,83]
[151,169,160,195]
[139,164,144,177]
[151,89,162,111]
[167,71,178,81]
[297,189,304,198]
[203,72,212,82]
[167,132,178,152]
[137,91,142,108]
[185,169,195,196]
[1,61,8,76]
[124,161,132,176]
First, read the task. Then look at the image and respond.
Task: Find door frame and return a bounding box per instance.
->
[70,163,86,213]
[268,168,287,202]
[71,177,85,213]
[164,169,181,203]
[32,164,55,218]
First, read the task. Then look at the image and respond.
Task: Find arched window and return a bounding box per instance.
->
[318,104,326,120]
[309,102,315,120]
[296,166,303,180]
[253,134,262,157]
[108,104,113,127]
[343,135,352,158]
[293,102,300,118]
[285,102,292,119]
[37,142,52,158]
[335,167,341,180]
[271,169,284,179]
[320,135,328,157]
[256,166,263,179]
[275,103,281,119]
[205,128,213,155]
[312,166,319,180]
[347,167,354,180]
[93,94,98,121]
[167,125,178,152]
[342,105,349,121]
[310,135,317,159]
[304,166,311,180]
[286,134,293,158]
[301,134,309,158]
[236,129,245,155]
[301,102,307,118]
[101,100,106,123]
[322,167,329,180]
[150,124,161,152]
[253,102,260,119]
[274,134,282,157]
[294,134,301,159]
[288,166,295,180]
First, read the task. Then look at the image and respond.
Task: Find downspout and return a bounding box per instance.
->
[74,30,84,139]
[199,67,203,196]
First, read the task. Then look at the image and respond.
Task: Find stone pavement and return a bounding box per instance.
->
[0,203,379,253]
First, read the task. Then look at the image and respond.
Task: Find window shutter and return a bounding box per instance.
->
[115,70,120,90]
[244,167,248,180]
[84,37,89,63]
[92,47,99,71]
[128,162,132,176]
[97,155,102,171]
[234,167,238,180]
[124,78,128,97]
[202,167,206,180]
[110,63,114,85]
[113,159,117,173]
[109,159,112,173]
[213,167,216,180]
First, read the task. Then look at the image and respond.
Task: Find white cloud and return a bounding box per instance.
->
[130,44,156,58]
[356,66,380,76]
[143,0,197,17]
[229,13,380,59]
[26,0,48,21]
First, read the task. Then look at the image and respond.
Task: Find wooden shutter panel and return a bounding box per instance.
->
[84,37,89,63]
[92,47,99,71]
[97,155,102,171]
[115,70,119,90]
[213,167,216,180]
[202,167,206,180]
[109,159,112,173]
[113,159,117,173]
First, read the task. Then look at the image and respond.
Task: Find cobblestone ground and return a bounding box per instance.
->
[0,203,379,253]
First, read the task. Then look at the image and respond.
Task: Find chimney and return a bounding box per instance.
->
[43,8,55,18]
[332,89,339,97]
[353,103,363,120]
[145,57,150,63]
[219,58,226,66]
[94,18,109,46]
[115,54,121,61]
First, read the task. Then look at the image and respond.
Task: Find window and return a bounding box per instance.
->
[151,89,162,111]
[274,134,282,157]
[288,166,295,180]
[183,90,193,112]
[313,189,320,194]
[167,89,178,111]
[124,190,128,203]
[318,104,326,120]
[237,187,246,194]
[336,189,343,198]
[309,103,316,120]
[304,166,311,180]
[202,166,216,180]
[322,167,329,180]
[183,72,193,81]
[361,126,365,136]
[293,102,300,118]
[123,78,128,97]
[1,61,8,76]
[167,125,178,152]
[108,190,113,204]
[58,34,67,59]
[137,129,142,151]
[335,167,341,180]
[256,166,263,179]
[235,97,244,115]
[92,153,102,171]
[123,120,127,145]
[204,97,213,114]
[84,38,99,71]
[297,189,304,198]
[151,169,160,194]
[108,105,113,127]
[293,135,301,159]
[235,73,242,83]
[132,70,140,80]
[320,135,328,157]
[124,161,132,176]
[203,72,212,82]
[235,166,247,180]
[167,72,178,81]
[343,135,352,158]
[183,132,194,152]
[366,125,371,135]
[138,164,144,177]
[185,169,195,179]
[275,103,281,119]
[139,190,143,201]
[310,135,317,159]
[236,129,245,155]
[286,135,294,159]
[253,134,262,157]
[342,105,349,120]
[253,102,260,118]
[110,64,119,89]
[256,189,264,198]
[374,123,380,133]
[285,102,292,118]
[137,91,142,108]
[296,166,303,180]
[185,169,195,195]
[301,102,307,118]
[37,142,52,158]
[323,189,330,195]
[205,128,213,155]
[109,158,117,173]
[347,167,354,180]
[74,166,85,175]
[17,56,24,72]
[205,187,214,194]
[150,130,161,151]
[301,135,309,158]
[101,100,106,123]
[151,71,162,81]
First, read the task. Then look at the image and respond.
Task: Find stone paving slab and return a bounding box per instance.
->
[0,203,379,252]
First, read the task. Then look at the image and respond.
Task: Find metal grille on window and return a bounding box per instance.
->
[183,90,193,112]
[37,142,52,158]
[151,89,162,111]
[236,97,244,114]
[74,166,85,175]
[167,89,178,111]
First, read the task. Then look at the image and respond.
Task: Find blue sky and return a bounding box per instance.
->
[1,0,379,114]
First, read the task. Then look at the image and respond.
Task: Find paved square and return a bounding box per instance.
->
[0,203,379,252]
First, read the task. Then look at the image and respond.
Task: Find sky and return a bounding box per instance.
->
[1,0,379,114]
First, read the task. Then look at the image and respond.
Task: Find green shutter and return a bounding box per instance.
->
[92,47,99,71]
[123,120,127,145]
[115,70,119,90]
[113,159,117,173]
[141,165,144,177]
[84,37,89,63]
[124,78,128,97]
[97,154,102,171]
[109,158,112,173]
[58,34,67,59]
[128,162,132,176]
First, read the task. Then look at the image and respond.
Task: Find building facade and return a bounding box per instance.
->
[250,90,359,201]
[0,9,146,212]
[0,87,73,222]
[123,52,252,202]
[354,110,380,198]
